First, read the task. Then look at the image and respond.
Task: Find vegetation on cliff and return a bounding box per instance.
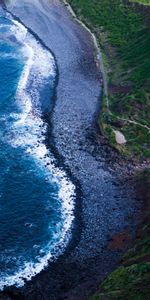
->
[67,0,150,157]
[130,0,150,4]
[65,1,150,299]
[89,170,150,300]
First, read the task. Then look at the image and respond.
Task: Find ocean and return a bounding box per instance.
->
[0,8,75,290]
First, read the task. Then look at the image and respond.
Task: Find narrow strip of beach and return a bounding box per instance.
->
[0,1,142,299]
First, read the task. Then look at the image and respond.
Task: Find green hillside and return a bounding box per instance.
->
[66,1,150,299]
[68,0,150,158]
[130,0,150,4]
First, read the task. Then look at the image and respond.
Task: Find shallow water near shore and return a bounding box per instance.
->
[0,8,75,290]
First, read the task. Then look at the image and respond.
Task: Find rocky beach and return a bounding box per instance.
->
[0,1,145,299]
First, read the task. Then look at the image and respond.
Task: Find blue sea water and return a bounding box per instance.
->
[0,9,75,289]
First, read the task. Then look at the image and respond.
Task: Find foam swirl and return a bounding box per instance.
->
[0,14,75,290]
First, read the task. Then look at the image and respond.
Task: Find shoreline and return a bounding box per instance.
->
[0,1,146,299]
[0,8,80,290]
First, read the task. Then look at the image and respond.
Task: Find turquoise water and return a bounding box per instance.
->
[0,10,75,289]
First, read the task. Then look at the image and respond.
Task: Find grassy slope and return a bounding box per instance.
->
[65,1,150,299]
[68,0,150,158]
[130,0,150,4]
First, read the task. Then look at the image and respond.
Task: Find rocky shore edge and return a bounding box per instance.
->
[0,1,148,299]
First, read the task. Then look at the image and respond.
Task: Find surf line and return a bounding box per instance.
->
[3,7,79,243]
[0,8,78,289]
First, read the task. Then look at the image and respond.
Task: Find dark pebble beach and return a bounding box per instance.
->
[0,1,144,299]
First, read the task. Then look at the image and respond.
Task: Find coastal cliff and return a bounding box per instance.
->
[67,0,150,158]
[0,1,149,299]
[90,170,150,300]
[65,1,150,299]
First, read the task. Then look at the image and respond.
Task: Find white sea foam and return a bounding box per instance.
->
[0,15,75,290]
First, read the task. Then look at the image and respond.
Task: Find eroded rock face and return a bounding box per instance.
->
[114,130,127,145]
